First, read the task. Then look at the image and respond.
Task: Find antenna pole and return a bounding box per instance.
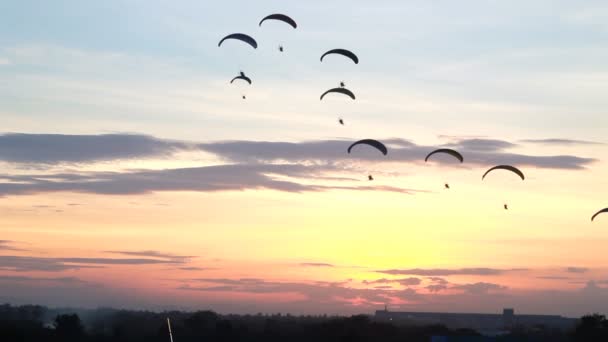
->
[167,317,174,342]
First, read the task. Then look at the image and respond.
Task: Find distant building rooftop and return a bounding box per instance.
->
[374,307,576,332]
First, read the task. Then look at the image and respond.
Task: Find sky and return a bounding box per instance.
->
[0,0,607,317]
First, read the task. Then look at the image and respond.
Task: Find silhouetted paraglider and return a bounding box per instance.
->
[218,33,258,49]
[591,208,608,222]
[320,49,359,64]
[338,118,344,125]
[259,14,298,29]
[425,149,464,163]
[320,87,356,100]
[347,139,388,156]
[368,175,374,181]
[482,165,525,180]
[483,165,524,211]
[279,45,284,52]
[231,71,252,85]
[340,81,345,88]
[425,149,463,190]
[242,95,246,100]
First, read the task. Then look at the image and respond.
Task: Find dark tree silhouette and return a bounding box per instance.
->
[574,314,608,341]
[54,313,85,341]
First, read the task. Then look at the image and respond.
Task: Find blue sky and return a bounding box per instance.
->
[1,0,607,142]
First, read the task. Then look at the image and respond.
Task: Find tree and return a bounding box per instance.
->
[574,314,608,341]
[54,313,84,341]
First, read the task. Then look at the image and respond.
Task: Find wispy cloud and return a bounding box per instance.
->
[0,164,423,196]
[0,134,595,197]
[452,282,508,295]
[566,267,589,274]
[0,254,187,272]
[298,262,335,268]
[520,138,604,146]
[0,133,187,164]
[376,268,522,276]
[105,250,194,262]
[0,240,26,252]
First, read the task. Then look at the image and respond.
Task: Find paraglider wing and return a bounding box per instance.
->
[347,139,388,156]
[425,149,464,163]
[259,14,297,29]
[591,208,608,222]
[320,49,359,64]
[218,33,258,49]
[320,88,356,100]
[482,165,525,181]
[230,75,252,85]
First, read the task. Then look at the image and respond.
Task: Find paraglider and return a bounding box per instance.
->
[368,175,374,181]
[242,95,246,100]
[218,33,258,49]
[230,71,252,85]
[278,45,284,52]
[259,14,298,29]
[347,139,388,156]
[425,149,464,163]
[483,165,524,211]
[320,87,356,100]
[591,208,608,222]
[338,118,344,125]
[340,81,345,88]
[425,149,463,190]
[320,49,359,64]
[482,165,525,181]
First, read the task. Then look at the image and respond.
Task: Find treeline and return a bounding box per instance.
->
[0,304,607,341]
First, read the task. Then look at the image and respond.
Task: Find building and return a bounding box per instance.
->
[374,307,577,332]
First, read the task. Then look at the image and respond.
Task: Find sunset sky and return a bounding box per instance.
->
[1,1,607,317]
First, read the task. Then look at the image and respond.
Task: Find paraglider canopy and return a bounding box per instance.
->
[218,33,258,49]
[320,49,359,64]
[591,208,608,222]
[482,165,525,181]
[320,87,356,100]
[425,149,464,163]
[259,14,298,29]
[347,139,388,156]
[231,73,252,85]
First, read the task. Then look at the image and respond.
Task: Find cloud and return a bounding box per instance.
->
[0,275,89,285]
[177,267,213,271]
[199,138,594,170]
[298,263,334,268]
[0,133,591,171]
[0,240,26,252]
[0,133,187,164]
[566,267,589,273]
[363,277,421,286]
[376,268,517,276]
[0,164,423,197]
[537,276,573,280]
[0,254,186,272]
[0,134,594,197]
[521,138,604,146]
[452,282,508,295]
[105,250,194,262]
[426,284,448,293]
[448,138,517,152]
[180,278,416,306]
